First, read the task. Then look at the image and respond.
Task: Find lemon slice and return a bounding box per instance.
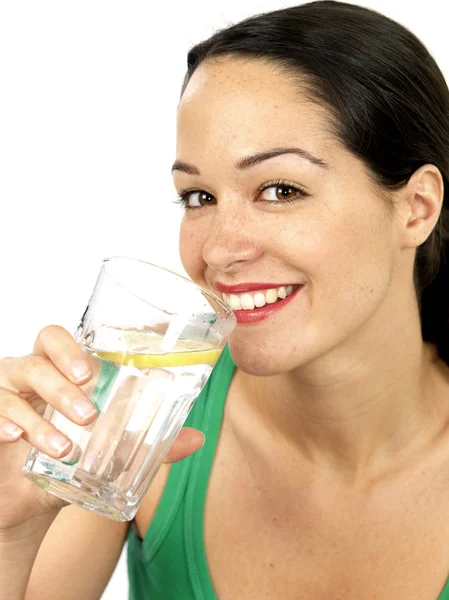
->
[97,348,222,368]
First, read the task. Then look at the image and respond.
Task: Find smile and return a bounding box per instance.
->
[222,285,298,310]
[215,282,304,324]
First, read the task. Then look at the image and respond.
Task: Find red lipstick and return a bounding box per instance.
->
[215,282,298,293]
[214,282,305,324]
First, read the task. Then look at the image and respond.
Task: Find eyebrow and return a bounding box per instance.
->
[171,146,329,175]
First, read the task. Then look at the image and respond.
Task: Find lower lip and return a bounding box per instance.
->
[232,285,304,324]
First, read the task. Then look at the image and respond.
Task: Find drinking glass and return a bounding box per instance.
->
[22,257,236,521]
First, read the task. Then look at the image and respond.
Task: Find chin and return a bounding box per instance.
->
[227,338,307,376]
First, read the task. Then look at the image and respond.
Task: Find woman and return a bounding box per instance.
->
[2,1,449,598]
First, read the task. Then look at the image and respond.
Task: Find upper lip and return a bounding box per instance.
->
[214,281,302,294]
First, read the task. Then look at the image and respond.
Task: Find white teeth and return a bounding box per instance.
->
[228,294,242,310]
[240,293,255,310]
[265,289,278,304]
[222,284,299,311]
[254,292,266,308]
[277,286,287,299]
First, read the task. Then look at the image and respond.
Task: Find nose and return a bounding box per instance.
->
[202,205,264,275]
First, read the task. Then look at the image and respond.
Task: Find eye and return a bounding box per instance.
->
[175,180,309,210]
[258,182,309,203]
[177,190,216,209]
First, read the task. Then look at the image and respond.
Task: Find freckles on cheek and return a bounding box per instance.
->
[179,224,207,278]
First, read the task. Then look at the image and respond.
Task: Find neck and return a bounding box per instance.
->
[235,310,449,480]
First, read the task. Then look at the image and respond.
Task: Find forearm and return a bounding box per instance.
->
[0,512,58,600]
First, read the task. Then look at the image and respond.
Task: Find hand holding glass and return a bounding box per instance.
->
[22,258,235,521]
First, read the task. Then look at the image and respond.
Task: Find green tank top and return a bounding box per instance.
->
[127,346,449,600]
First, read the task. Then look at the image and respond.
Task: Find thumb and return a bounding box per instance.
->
[164,427,205,463]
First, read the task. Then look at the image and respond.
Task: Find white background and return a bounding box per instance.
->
[0,1,447,598]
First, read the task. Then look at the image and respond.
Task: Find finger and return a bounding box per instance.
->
[0,416,23,443]
[164,427,205,463]
[33,325,93,385]
[3,355,98,426]
[0,388,73,458]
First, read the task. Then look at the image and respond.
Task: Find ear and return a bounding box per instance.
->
[399,164,444,249]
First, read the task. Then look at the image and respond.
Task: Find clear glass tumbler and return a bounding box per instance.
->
[22,257,236,521]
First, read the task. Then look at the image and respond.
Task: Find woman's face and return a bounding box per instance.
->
[174,58,404,375]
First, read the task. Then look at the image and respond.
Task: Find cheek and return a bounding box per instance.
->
[279,204,393,311]
[305,209,394,320]
[179,217,208,281]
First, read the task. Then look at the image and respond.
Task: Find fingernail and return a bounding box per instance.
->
[72,398,98,420]
[45,432,71,455]
[199,434,206,449]
[71,360,92,382]
[1,423,23,440]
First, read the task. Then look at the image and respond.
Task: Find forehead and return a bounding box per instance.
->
[177,57,336,158]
